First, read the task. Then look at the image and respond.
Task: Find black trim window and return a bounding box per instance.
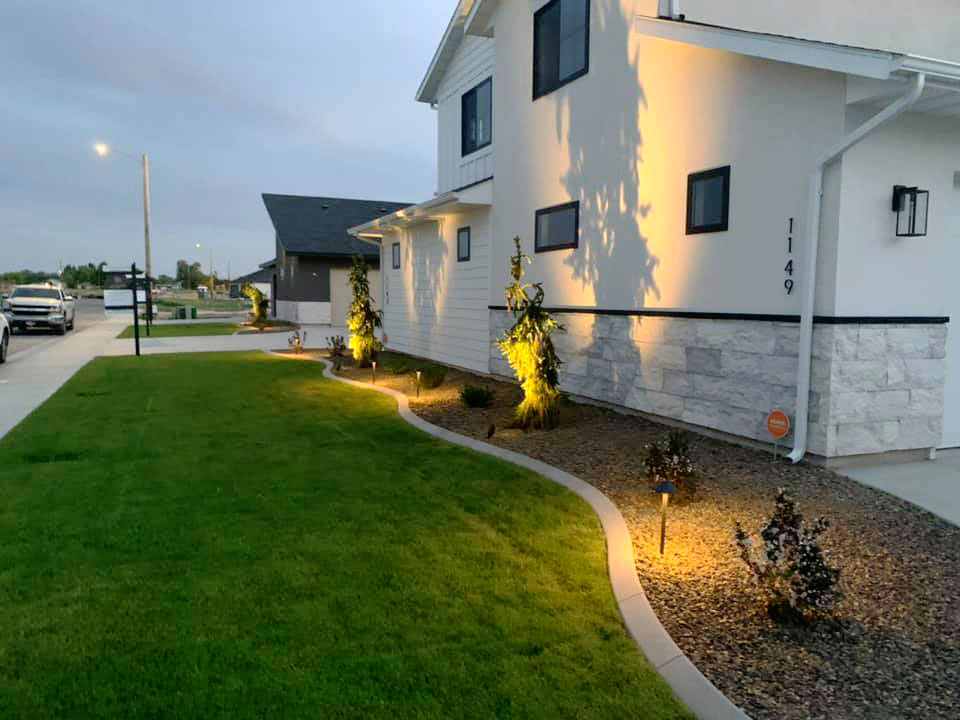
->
[533,0,590,99]
[535,201,579,252]
[457,227,471,262]
[461,78,492,156]
[686,166,731,234]
[391,242,401,269]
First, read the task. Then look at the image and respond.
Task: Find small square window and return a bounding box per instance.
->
[535,201,579,252]
[462,78,492,156]
[686,166,730,234]
[391,242,400,269]
[457,227,471,262]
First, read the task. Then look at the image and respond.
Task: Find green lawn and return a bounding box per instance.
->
[116,322,239,338]
[0,353,691,719]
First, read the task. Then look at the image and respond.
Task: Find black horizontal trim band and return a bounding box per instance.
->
[487,306,949,324]
[105,305,135,311]
[452,175,494,193]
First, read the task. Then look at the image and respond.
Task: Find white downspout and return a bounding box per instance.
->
[789,72,926,463]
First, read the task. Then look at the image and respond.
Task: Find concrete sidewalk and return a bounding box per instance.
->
[842,450,960,527]
[0,318,124,441]
[99,324,348,357]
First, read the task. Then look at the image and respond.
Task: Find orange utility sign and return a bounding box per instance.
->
[767,411,791,439]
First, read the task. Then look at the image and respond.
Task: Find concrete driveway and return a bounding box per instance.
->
[842,451,960,527]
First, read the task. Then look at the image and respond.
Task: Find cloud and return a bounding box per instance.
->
[0,0,448,276]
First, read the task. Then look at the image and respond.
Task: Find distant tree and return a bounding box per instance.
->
[346,255,382,367]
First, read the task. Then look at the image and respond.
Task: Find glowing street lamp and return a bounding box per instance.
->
[655,481,677,556]
[92,142,152,280]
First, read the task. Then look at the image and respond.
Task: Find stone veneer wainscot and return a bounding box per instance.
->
[489,310,947,459]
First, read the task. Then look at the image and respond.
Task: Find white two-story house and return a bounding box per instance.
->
[351,0,960,464]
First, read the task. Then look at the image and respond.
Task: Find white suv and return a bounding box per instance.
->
[0,306,8,363]
[2,284,76,335]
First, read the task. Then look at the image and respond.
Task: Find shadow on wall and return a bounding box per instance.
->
[559,0,659,311]
[406,222,449,351]
[539,0,660,401]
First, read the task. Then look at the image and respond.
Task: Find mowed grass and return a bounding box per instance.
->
[116,322,239,338]
[0,353,691,719]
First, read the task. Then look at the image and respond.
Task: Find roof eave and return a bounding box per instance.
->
[416,0,478,105]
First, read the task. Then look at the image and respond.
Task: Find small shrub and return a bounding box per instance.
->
[243,284,269,326]
[643,430,696,495]
[735,489,841,623]
[461,384,495,408]
[418,365,447,389]
[326,335,347,357]
[379,351,416,375]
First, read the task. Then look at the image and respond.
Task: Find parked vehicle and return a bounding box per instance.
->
[2,283,76,335]
[0,304,9,363]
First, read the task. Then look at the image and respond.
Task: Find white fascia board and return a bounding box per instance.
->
[633,16,897,80]
[348,193,461,237]
[464,0,496,37]
[416,0,475,105]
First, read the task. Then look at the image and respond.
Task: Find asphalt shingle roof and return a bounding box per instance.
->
[262,194,411,257]
[233,262,275,285]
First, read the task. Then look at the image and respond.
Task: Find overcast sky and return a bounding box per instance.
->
[0,0,449,277]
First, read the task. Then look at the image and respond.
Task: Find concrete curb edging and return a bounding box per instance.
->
[275,352,749,720]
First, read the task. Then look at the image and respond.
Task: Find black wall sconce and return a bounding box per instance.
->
[892,185,929,237]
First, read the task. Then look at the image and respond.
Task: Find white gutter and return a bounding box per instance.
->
[788,72,926,464]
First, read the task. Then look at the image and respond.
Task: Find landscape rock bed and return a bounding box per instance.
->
[321,351,960,720]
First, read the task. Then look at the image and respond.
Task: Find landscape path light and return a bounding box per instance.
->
[371,360,377,385]
[655,481,677,557]
[415,369,422,397]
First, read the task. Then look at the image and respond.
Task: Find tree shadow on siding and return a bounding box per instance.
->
[551,1,659,401]
[558,1,659,312]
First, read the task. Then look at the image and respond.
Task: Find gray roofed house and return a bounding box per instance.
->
[261,194,411,325]
[230,259,276,299]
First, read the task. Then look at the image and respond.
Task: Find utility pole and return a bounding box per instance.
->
[142,154,152,278]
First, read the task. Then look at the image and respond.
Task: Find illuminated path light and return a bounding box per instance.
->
[655,481,677,557]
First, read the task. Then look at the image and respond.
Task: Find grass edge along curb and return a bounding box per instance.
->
[269,351,750,720]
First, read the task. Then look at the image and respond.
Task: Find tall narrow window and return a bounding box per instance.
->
[457,227,471,262]
[686,166,731,234]
[535,201,579,252]
[533,0,589,99]
[462,78,492,156]
[392,242,401,269]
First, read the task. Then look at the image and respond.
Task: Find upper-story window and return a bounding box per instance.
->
[462,78,492,156]
[533,0,590,99]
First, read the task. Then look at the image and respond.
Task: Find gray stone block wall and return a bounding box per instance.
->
[489,310,948,459]
[808,324,947,457]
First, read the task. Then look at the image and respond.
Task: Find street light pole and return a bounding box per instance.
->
[142,154,152,279]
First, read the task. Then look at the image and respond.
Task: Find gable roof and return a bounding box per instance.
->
[233,262,275,285]
[417,0,481,104]
[262,194,412,257]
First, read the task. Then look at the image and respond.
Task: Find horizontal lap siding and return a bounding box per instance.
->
[437,35,495,194]
[383,210,491,373]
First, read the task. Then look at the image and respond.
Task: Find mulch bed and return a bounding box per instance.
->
[318,350,960,720]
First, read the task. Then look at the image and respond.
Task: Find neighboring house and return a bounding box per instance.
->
[350,0,960,464]
[231,259,275,300]
[263,194,410,325]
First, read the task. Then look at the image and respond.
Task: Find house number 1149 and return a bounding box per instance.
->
[784,218,794,294]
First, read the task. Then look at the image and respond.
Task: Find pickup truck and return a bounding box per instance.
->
[2,283,76,335]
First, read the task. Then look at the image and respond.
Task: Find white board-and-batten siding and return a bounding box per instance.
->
[436,35,495,194]
[383,209,491,374]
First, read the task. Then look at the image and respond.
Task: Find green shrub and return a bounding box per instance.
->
[378,351,416,375]
[460,385,495,408]
[418,365,447,389]
[643,430,697,496]
[497,238,565,429]
[346,256,382,367]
